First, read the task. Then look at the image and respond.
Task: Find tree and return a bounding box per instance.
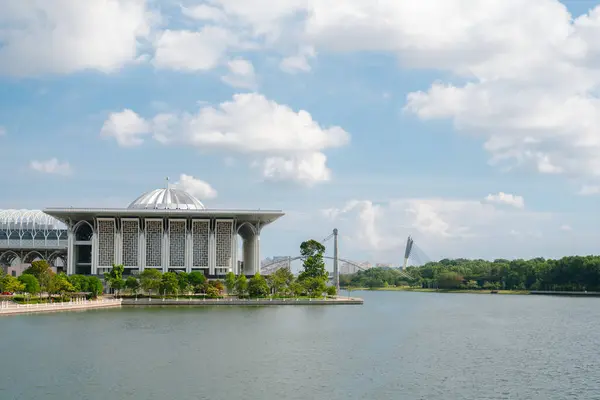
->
[302,277,327,298]
[298,240,328,281]
[2,275,25,293]
[206,285,220,298]
[235,274,248,297]
[248,273,269,298]
[160,272,179,295]
[88,277,104,298]
[18,274,40,295]
[49,273,75,296]
[140,269,162,295]
[270,267,295,296]
[23,260,54,296]
[177,272,190,294]
[125,276,140,295]
[67,275,89,292]
[325,285,337,296]
[224,272,236,294]
[105,264,125,294]
[188,271,206,293]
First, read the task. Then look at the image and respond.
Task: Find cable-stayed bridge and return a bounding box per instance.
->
[260,229,431,292]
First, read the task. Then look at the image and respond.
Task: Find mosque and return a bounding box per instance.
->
[0,184,284,278]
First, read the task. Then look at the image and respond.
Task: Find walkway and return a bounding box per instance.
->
[0,298,122,315]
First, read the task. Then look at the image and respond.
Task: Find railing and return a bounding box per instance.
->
[0,239,68,249]
[0,298,122,314]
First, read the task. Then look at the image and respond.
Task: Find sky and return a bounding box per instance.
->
[1,0,600,266]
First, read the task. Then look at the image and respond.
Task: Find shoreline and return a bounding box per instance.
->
[0,298,122,316]
[122,297,364,306]
[344,288,600,297]
[344,287,530,295]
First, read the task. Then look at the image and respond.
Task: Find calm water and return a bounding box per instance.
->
[1,291,599,400]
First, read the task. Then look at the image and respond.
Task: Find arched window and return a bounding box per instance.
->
[75,222,93,241]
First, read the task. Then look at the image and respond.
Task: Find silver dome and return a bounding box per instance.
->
[128,188,205,210]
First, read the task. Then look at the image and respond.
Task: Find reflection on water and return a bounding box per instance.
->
[1,291,599,400]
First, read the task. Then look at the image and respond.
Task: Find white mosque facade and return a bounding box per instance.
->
[0,186,284,278]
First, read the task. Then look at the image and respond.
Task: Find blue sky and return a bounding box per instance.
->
[1,0,600,267]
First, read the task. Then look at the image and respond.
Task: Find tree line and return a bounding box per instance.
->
[0,260,103,301]
[340,255,600,291]
[1,238,338,299]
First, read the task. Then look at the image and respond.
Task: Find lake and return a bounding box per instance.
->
[1,291,599,400]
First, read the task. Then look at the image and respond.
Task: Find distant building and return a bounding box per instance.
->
[1,184,284,278]
[261,256,291,274]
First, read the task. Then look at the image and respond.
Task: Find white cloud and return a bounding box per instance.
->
[181,4,227,22]
[280,46,316,74]
[159,1,600,189]
[103,93,350,184]
[578,185,600,196]
[29,158,72,176]
[221,59,257,89]
[173,174,217,200]
[321,196,555,261]
[152,27,237,72]
[100,109,150,147]
[484,192,525,209]
[0,0,154,76]
[560,224,572,231]
[0,126,6,136]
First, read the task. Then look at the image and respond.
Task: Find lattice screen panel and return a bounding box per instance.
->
[146,220,163,267]
[169,220,186,267]
[98,219,115,267]
[122,220,139,267]
[192,220,209,268]
[215,220,233,268]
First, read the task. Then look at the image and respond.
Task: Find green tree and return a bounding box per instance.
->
[188,271,206,293]
[248,273,269,298]
[298,239,328,281]
[2,275,25,293]
[270,267,295,296]
[206,285,221,298]
[140,269,162,295]
[235,274,248,297]
[50,273,75,296]
[67,275,89,292]
[325,285,337,296]
[105,264,125,294]
[18,274,40,295]
[125,276,140,295]
[177,272,190,294]
[88,276,104,298]
[302,277,327,298]
[224,272,236,294]
[23,260,54,296]
[160,272,179,295]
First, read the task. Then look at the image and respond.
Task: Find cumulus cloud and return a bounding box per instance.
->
[280,46,316,74]
[100,109,150,147]
[321,196,555,262]
[29,158,72,175]
[221,59,257,89]
[0,0,154,76]
[484,192,525,209]
[102,93,349,184]
[145,0,600,189]
[152,27,238,72]
[173,174,217,200]
[578,185,600,196]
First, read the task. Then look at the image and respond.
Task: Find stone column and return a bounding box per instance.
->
[139,219,145,272]
[66,229,74,275]
[162,219,169,273]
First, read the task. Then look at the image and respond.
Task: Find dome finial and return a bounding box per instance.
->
[165,176,170,189]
